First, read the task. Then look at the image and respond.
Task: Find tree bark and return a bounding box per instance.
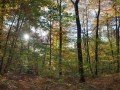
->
[58,0,62,76]
[116,14,119,72]
[95,0,101,76]
[0,0,5,74]
[71,0,85,82]
[49,15,52,69]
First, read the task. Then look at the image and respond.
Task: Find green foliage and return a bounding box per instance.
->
[0,0,120,83]
[114,0,120,5]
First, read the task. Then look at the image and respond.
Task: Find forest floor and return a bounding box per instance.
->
[0,73,120,90]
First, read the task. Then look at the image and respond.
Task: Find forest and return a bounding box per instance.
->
[0,0,120,90]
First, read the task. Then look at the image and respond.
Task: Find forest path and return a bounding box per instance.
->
[0,73,120,90]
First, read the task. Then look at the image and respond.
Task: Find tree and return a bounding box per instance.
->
[71,0,85,82]
[0,0,6,74]
[58,0,63,76]
[95,0,101,76]
[115,6,120,72]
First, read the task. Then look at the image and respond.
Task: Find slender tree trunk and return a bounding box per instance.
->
[0,0,5,74]
[0,0,5,47]
[116,14,119,72]
[82,14,86,52]
[71,0,85,82]
[3,15,23,73]
[106,19,114,72]
[58,0,62,76]
[86,7,93,75]
[107,20,114,60]
[95,0,101,76]
[42,45,47,68]
[49,16,52,69]
[17,37,23,74]
[1,17,16,73]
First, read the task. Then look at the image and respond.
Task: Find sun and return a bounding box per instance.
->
[24,34,30,40]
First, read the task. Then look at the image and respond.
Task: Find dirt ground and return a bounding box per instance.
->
[0,73,120,90]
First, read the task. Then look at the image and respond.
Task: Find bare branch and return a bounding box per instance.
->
[70,0,75,5]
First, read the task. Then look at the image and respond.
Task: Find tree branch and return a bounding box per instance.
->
[70,0,75,5]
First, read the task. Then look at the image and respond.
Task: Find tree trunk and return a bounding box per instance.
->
[49,15,52,69]
[106,19,114,72]
[71,0,85,82]
[58,0,62,76]
[95,0,101,76]
[86,7,93,76]
[0,0,5,74]
[1,17,16,73]
[116,15,119,72]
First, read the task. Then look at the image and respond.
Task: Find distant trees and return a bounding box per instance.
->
[0,0,52,74]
